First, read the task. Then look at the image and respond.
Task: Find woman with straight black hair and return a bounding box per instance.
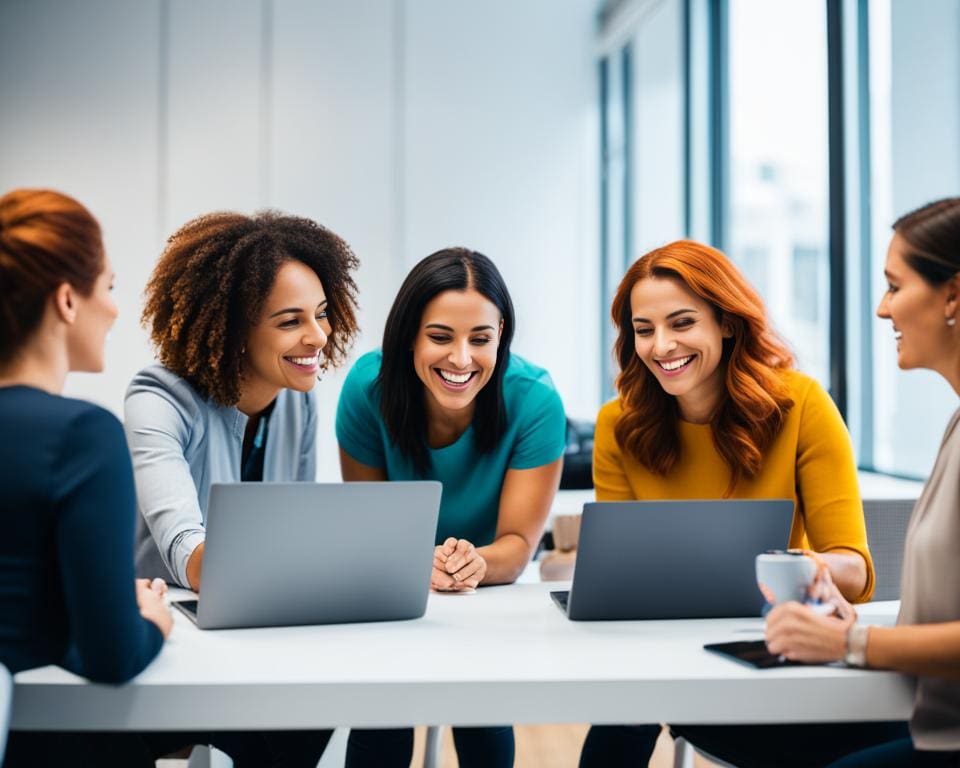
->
[336,247,567,768]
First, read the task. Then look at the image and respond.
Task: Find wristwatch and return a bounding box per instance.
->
[844,623,870,667]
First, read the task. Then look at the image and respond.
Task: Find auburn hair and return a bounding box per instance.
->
[611,239,795,494]
[0,189,104,366]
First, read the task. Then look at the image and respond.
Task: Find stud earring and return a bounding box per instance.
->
[947,317,957,327]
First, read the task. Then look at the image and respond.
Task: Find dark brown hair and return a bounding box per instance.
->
[892,198,960,285]
[612,240,795,494]
[0,188,104,365]
[142,211,360,406]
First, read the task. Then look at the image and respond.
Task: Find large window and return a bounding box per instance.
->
[599,48,631,400]
[726,0,830,386]
[599,0,959,479]
[865,0,960,477]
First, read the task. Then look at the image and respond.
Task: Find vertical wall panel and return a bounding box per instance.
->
[164,0,263,232]
[271,0,398,479]
[404,0,600,418]
[0,0,604,430]
[0,0,161,413]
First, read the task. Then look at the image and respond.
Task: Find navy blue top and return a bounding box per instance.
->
[0,386,163,681]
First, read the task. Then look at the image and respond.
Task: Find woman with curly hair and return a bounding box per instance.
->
[130,210,359,590]
[126,211,359,764]
[578,240,901,767]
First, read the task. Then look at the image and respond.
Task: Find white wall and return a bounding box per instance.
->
[403,1,600,423]
[0,0,599,479]
[0,0,162,411]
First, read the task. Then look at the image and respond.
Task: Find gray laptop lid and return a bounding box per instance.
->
[195,481,441,629]
[566,499,794,620]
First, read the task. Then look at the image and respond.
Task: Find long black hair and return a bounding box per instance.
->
[377,247,516,474]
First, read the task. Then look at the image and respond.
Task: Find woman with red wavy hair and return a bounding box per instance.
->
[578,240,899,767]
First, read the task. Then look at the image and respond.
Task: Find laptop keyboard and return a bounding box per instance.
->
[550,590,570,613]
[173,599,199,620]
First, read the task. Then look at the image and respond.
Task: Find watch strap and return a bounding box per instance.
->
[844,623,869,667]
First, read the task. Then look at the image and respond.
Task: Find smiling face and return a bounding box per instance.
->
[412,289,502,420]
[66,254,118,373]
[630,275,732,422]
[241,259,330,409]
[876,232,957,375]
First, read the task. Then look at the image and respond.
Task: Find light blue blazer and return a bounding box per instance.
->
[125,364,317,587]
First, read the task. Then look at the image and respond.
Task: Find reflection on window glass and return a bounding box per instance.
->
[791,246,820,323]
[739,246,769,298]
[867,0,958,478]
[600,49,630,400]
[727,0,829,385]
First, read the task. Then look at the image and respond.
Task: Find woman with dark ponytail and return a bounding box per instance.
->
[768,198,960,767]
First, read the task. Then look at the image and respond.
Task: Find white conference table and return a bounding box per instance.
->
[11,582,914,732]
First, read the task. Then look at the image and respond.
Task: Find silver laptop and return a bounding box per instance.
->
[173,481,441,629]
[551,499,794,620]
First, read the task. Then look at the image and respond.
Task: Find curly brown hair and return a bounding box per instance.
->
[142,211,360,405]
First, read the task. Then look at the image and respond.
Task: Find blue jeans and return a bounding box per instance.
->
[579,722,910,768]
[346,726,514,768]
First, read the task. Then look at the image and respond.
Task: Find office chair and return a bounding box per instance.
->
[862,498,916,601]
[560,419,595,490]
[0,662,11,763]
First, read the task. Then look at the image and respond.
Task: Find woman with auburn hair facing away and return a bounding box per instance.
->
[0,188,171,766]
[337,248,566,768]
[128,210,360,767]
[579,239,903,768]
[765,198,960,768]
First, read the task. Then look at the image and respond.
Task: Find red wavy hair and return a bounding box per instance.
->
[611,240,795,495]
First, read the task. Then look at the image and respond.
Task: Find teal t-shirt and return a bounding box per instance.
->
[336,350,567,546]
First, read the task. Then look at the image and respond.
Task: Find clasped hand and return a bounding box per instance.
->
[431,537,487,592]
[136,577,173,638]
[764,567,856,663]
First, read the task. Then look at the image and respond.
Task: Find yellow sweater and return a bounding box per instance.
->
[593,369,875,601]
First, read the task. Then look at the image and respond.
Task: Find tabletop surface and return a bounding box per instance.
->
[12,582,915,731]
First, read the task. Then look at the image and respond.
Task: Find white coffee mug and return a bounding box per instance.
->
[755,552,818,606]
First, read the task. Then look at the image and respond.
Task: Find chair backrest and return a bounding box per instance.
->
[0,661,11,762]
[863,498,917,601]
[559,419,595,490]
